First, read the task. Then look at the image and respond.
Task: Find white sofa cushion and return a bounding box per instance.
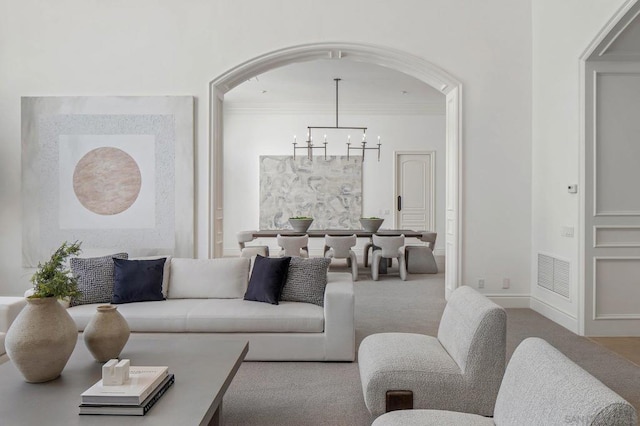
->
[168,257,250,299]
[68,300,201,332]
[185,299,324,333]
[68,299,324,333]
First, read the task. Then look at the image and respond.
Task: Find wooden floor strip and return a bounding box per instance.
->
[588,337,640,367]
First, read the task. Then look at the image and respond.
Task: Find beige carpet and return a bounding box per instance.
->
[223,269,640,425]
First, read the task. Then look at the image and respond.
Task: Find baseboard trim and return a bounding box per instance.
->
[530,297,579,334]
[485,294,531,308]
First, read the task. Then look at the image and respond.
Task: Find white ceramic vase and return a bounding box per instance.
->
[5,297,78,383]
[289,218,313,233]
[83,305,130,362]
[360,218,384,233]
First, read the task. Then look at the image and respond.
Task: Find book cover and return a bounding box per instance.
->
[81,366,169,405]
[80,374,175,416]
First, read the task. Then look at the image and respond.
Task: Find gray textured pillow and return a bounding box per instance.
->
[70,253,128,306]
[280,257,331,306]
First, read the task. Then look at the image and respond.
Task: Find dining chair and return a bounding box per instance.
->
[276,234,309,257]
[371,234,407,281]
[324,234,358,281]
[236,230,269,258]
[404,231,438,274]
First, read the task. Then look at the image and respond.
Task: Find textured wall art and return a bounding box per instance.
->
[22,96,194,266]
[259,156,362,230]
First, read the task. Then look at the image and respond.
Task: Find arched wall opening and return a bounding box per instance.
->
[208,42,463,296]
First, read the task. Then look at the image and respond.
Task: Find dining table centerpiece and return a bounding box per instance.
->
[359,217,384,233]
[288,216,314,233]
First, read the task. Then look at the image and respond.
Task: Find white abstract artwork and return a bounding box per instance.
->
[259,156,362,230]
[22,96,194,266]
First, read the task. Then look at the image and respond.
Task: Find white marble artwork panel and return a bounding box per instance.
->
[259,156,362,230]
[58,134,156,229]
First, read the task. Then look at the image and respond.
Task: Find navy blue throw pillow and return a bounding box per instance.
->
[111,258,166,304]
[244,255,292,305]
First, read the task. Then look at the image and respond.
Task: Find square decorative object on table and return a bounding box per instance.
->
[244,255,292,305]
[70,253,128,306]
[280,257,331,306]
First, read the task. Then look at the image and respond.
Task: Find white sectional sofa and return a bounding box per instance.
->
[66,257,355,362]
[0,297,28,362]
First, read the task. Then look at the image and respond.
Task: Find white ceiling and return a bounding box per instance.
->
[224,59,445,112]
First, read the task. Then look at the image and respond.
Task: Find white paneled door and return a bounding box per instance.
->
[395,152,435,233]
[584,62,640,336]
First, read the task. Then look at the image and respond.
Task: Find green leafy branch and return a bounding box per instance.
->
[30,241,83,299]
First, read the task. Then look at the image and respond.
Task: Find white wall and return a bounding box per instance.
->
[0,0,532,300]
[223,110,446,257]
[531,0,628,332]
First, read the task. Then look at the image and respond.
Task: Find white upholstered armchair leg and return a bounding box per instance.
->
[349,251,358,281]
[398,250,407,281]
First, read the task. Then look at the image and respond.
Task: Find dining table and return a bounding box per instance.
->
[250,229,424,238]
[248,229,425,274]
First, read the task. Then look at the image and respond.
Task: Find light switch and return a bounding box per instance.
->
[561,226,574,238]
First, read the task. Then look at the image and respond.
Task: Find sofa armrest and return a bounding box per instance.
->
[0,297,28,333]
[323,272,355,361]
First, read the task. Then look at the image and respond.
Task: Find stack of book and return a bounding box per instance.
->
[79,366,175,416]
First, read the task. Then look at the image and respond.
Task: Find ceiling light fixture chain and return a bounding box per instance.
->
[292,78,381,161]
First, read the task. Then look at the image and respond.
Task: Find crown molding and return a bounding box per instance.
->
[224,102,445,115]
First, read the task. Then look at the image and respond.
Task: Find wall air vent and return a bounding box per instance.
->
[537,254,570,298]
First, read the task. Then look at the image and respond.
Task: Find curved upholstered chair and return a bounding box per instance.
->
[371,337,637,426]
[370,234,406,281]
[276,234,309,257]
[324,234,358,281]
[404,231,438,274]
[236,230,269,258]
[358,286,506,418]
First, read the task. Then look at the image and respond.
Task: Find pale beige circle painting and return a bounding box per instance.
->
[73,147,142,215]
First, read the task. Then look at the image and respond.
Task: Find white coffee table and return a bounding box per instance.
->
[0,334,248,425]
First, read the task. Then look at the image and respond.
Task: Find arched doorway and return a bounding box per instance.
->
[208,42,463,296]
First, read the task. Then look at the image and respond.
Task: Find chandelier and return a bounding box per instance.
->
[292,78,381,161]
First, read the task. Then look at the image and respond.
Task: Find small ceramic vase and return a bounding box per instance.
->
[83,305,130,362]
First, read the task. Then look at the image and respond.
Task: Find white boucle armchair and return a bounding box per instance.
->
[358,286,506,418]
[372,337,637,426]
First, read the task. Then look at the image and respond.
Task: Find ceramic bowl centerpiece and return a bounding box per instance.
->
[360,217,384,233]
[5,241,82,383]
[288,216,314,233]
